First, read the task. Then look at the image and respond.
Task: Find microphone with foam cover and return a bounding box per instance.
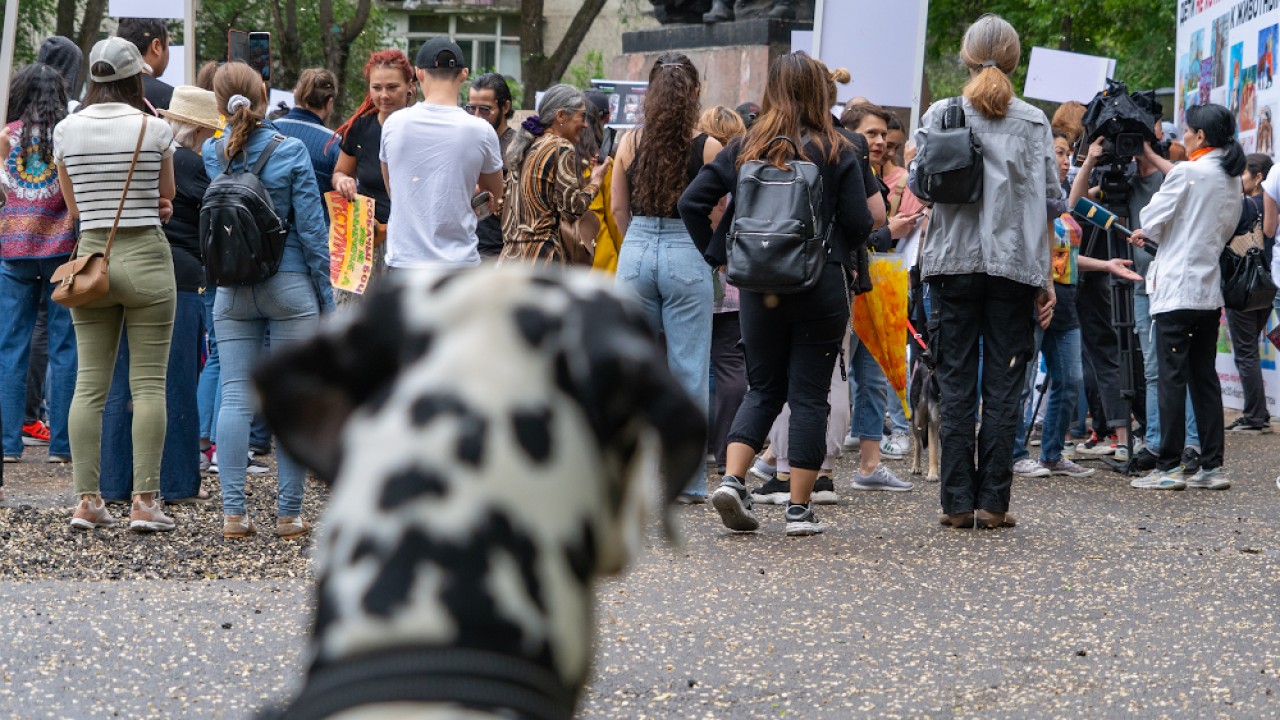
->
[1072,197,1157,254]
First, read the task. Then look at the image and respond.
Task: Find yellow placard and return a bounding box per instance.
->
[324,191,376,294]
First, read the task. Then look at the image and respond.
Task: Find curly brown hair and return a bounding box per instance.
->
[630,53,701,217]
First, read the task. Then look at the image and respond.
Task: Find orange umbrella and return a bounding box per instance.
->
[853,253,911,417]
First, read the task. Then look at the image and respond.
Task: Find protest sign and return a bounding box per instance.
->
[324,191,376,295]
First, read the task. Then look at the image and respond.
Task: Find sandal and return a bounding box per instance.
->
[223,515,257,538]
[275,516,310,539]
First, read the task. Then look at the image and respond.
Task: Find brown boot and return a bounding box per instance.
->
[939,511,975,528]
[70,495,116,530]
[975,509,1017,528]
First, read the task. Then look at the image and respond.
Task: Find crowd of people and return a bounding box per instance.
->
[0,13,1276,539]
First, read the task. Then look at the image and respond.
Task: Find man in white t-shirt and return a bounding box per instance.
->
[380,38,504,269]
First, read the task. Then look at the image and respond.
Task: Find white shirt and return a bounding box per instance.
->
[379,103,502,269]
[1263,168,1280,280]
[1140,149,1243,315]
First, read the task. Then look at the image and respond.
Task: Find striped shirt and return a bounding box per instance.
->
[53,103,174,231]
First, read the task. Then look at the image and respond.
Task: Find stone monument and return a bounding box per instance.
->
[615,5,814,110]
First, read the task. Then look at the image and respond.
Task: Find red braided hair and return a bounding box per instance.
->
[327,49,415,152]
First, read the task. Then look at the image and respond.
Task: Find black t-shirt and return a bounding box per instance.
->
[1048,282,1079,332]
[143,75,174,112]
[477,125,517,257]
[340,114,390,223]
[165,147,209,291]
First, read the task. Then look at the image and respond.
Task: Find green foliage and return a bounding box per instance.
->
[1,0,59,68]
[566,49,605,91]
[196,0,388,121]
[925,0,1175,103]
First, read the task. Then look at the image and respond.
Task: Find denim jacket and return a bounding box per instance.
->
[202,122,334,310]
[913,96,1061,289]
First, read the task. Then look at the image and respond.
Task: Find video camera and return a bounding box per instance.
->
[1077,80,1163,167]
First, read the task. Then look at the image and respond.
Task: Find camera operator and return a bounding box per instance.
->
[1065,138,1139,462]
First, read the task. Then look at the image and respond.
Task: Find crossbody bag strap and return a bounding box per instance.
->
[101,117,150,260]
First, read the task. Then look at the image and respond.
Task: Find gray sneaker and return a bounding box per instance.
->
[1013,458,1050,477]
[710,476,759,532]
[1184,466,1230,490]
[784,503,824,536]
[851,464,913,492]
[1042,458,1095,478]
[1130,466,1187,490]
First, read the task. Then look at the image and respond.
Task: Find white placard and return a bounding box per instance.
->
[811,0,928,128]
[157,46,185,89]
[1023,47,1117,104]
[109,0,183,18]
[269,89,296,111]
[792,30,813,55]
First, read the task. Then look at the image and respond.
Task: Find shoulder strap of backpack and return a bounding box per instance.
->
[250,134,286,176]
[942,97,966,131]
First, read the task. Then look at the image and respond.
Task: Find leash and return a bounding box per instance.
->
[906,318,936,372]
[272,647,577,720]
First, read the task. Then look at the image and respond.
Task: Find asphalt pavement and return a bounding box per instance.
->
[1,423,1278,719]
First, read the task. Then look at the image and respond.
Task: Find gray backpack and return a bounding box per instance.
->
[725,136,828,294]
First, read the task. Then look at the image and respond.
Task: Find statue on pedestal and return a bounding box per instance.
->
[648,0,814,24]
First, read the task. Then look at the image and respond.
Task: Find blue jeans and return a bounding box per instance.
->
[1036,327,1083,463]
[196,289,271,448]
[847,333,889,441]
[616,216,712,493]
[1134,292,1199,452]
[214,272,318,516]
[0,258,76,457]
[99,290,204,501]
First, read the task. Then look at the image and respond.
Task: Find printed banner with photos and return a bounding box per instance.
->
[1176,0,1280,155]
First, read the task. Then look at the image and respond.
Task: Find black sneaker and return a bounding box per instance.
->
[1182,447,1202,476]
[751,475,791,505]
[784,503,824,536]
[1131,447,1159,472]
[1224,417,1249,432]
[1232,420,1273,434]
[811,476,838,505]
[711,476,759,532]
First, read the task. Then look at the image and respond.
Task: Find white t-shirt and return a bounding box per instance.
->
[379,103,502,268]
[1263,170,1280,279]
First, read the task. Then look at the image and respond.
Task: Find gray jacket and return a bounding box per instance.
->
[913,96,1061,289]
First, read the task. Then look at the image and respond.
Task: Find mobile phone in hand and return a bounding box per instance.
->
[599,127,618,164]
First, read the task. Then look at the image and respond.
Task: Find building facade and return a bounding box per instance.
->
[380,0,657,85]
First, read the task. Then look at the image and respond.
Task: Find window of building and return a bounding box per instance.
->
[406,13,521,82]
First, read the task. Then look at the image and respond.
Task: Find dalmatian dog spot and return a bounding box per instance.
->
[252,265,706,720]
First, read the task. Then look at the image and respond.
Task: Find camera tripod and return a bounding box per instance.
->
[1080,194,1143,476]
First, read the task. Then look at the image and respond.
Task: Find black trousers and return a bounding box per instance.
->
[1225,307,1271,424]
[930,273,1036,515]
[729,263,848,471]
[709,311,747,470]
[1076,272,1128,430]
[25,299,48,423]
[1154,309,1225,470]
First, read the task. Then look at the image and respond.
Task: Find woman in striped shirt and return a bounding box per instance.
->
[54,37,178,533]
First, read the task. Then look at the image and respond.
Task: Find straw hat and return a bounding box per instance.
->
[159,86,223,130]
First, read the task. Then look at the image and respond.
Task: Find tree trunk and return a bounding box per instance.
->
[1060,14,1073,52]
[326,0,371,119]
[270,0,302,92]
[520,0,610,109]
[520,0,547,109]
[52,0,106,97]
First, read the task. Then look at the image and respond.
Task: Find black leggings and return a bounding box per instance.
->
[728,263,849,471]
[1155,309,1225,470]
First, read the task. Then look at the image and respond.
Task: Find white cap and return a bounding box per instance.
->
[89,37,145,82]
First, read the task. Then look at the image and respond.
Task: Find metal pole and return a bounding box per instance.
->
[812,0,824,58]
[184,0,196,84]
[0,0,21,117]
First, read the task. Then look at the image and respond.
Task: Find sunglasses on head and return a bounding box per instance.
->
[464,103,495,117]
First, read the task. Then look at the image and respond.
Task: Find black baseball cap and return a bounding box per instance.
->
[416,37,466,70]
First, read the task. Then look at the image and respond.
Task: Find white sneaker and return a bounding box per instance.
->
[1113,444,1130,463]
[1013,458,1050,477]
[880,431,909,459]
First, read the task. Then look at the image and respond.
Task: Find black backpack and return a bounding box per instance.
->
[910,97,983,204]
[200,135,290,286]
[725,136,828,294]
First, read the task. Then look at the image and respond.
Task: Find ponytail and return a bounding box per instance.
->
[212,62,267,161]
[1220,139,1247,177]
[963,66,1015,119]
[959,14,1021,119]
